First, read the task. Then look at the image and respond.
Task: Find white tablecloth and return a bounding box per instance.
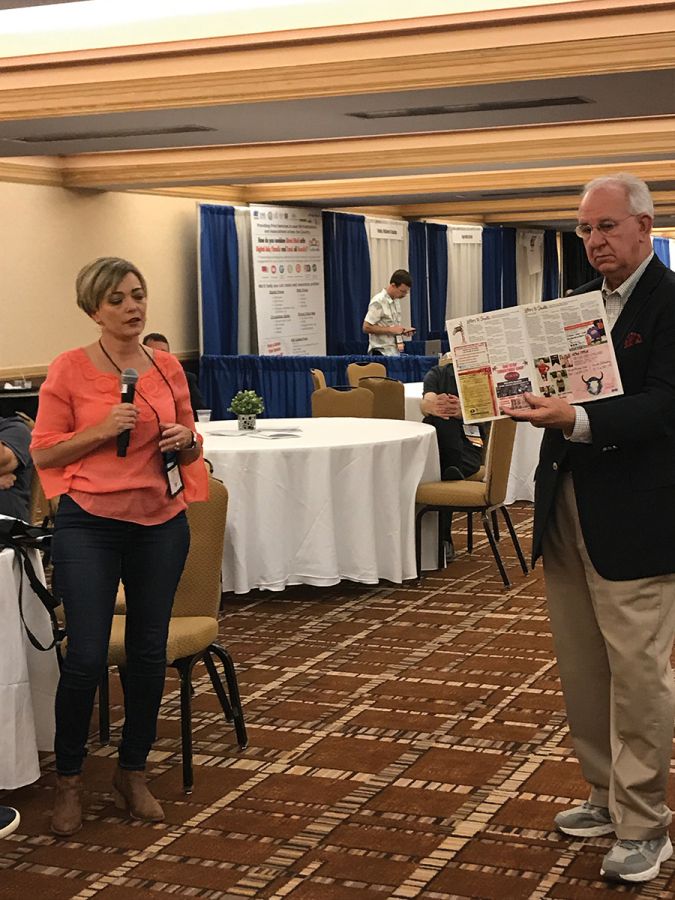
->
[404,382,425,422]
[504,421,544,504]
[0,547,59,789]
[201,417,440,594]
[403,382,542,503]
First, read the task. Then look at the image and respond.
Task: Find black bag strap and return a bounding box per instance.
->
[8,541,58,652]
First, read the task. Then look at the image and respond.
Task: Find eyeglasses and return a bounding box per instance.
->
[575,215,638,240]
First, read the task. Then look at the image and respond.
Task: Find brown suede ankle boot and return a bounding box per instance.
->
[51,774,83,836]
[112,767,164,822]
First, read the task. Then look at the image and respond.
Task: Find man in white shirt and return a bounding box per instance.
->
[362,270,415,355]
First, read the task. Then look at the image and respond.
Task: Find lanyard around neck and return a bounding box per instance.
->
[97,339,177,426]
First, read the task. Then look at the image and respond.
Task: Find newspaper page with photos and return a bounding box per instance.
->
[446,291,623,423]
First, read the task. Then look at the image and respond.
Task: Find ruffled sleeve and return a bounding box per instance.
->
[30,352,80,498]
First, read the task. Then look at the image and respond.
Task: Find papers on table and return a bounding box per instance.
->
[247,431,302,440]
[208,427,303,439]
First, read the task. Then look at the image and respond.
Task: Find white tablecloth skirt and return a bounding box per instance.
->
[0,548,59,789]
[203,418,439,594]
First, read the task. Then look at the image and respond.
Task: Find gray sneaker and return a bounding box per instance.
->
[555,801,614,837]
[601,835,673,882]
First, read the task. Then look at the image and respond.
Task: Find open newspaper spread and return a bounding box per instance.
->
[446,291,623,423]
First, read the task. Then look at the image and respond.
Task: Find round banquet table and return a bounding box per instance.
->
[200,417,440,594]
[0,546,59,789]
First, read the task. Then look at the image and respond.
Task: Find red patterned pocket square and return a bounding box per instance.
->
[623,332,643,348]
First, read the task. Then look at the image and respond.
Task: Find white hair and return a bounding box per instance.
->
[581,174,654,218]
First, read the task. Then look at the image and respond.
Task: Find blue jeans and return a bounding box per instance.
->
[53,495,190,774]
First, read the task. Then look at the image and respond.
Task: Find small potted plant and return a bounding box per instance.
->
[228,389,265,431]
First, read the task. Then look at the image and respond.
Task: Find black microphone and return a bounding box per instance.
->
[117,368,139,458]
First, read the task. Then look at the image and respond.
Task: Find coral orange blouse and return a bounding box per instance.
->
[31,348,208,525]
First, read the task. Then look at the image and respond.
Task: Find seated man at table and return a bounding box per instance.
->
[421,362,483,481]
[0,414,33,521]
[142,332,205,415]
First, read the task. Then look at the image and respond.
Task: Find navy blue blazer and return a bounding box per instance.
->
[531,256,675,580]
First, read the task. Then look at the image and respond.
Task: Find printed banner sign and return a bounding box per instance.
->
[250,205,326,356]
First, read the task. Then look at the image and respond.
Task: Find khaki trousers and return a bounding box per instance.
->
[542,474,675,839]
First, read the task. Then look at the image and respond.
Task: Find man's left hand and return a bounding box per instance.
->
[508,392,576,434]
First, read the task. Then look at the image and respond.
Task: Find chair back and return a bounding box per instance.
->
[171,476,228,619]
[358,376,405,419]
[310,368,326,390]
[311,386,374,418]
[346,361,386,387]
[483,417,517,506]
[439,353,453,368]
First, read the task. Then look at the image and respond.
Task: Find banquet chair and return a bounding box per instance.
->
[358,376,405,419]
[346,361,386,387]
[100,476,247,793]
[310,368,327,390]
[439,352,453,368]
[414,417,528,587]
[311,386,374,418]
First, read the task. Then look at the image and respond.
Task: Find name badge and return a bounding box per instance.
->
[162,451,184,498]
[463,424,481,439]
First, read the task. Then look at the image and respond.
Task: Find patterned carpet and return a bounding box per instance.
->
[2,502,675,899]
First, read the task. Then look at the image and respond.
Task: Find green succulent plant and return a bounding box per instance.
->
[228,389,265,416]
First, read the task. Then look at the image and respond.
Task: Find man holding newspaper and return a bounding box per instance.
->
[510,174,675,884]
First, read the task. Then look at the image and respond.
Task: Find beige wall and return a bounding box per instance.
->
[0,182,200,376]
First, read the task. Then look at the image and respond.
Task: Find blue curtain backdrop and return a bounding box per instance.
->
[201,354,438,419]
[199,204,239,355]
[542,229,560,300]
[483,227,517,311]
[427,224,449,337]
[408,222,428,340]
[322,212,371,354]
[481,226,503,312]
[654,237,671,269]
[502,228,517,308]
[408,222,448,341]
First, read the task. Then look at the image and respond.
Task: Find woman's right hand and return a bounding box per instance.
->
[99,402,139,439]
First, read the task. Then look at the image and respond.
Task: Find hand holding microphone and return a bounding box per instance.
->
[116,368,139,457]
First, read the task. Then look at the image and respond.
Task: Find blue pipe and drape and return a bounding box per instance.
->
[199,204,239,355]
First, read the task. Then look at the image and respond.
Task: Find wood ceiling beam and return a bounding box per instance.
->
[59,117,675,189]
[0,2,673,120]
[398,190,675,217]
[241,160,675,203]
[0,156,63,186]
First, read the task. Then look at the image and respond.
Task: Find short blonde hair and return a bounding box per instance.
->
[76,257,147,316]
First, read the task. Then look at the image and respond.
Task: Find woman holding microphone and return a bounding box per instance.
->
[31,257,208,836]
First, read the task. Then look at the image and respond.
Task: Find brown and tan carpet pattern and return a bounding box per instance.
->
[2,503,675,899]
